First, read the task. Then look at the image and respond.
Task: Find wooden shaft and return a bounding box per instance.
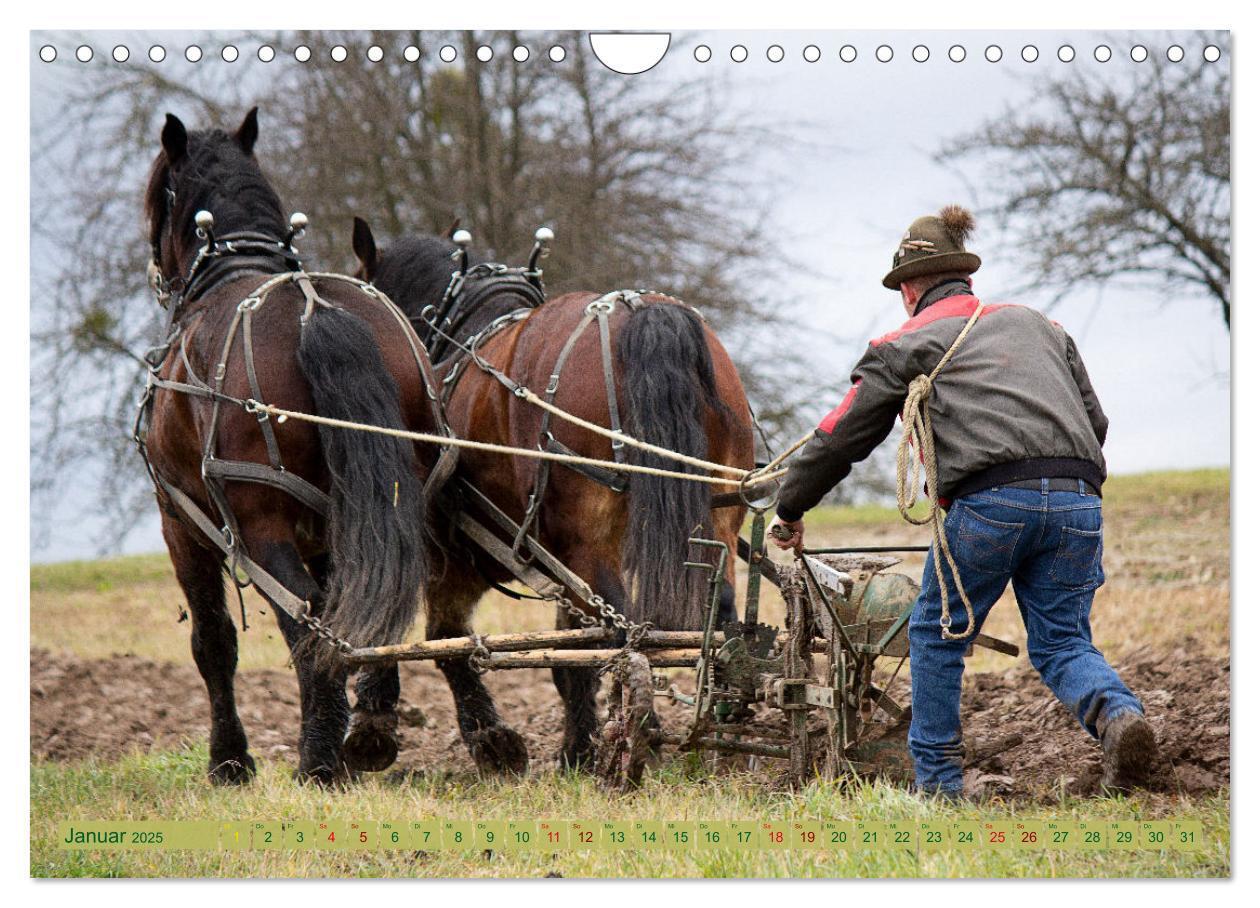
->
[344,626,611,666]
[485,648,701,669]
[347,627,1011,668]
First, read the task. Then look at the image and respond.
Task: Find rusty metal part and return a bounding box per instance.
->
[595,651,657,791]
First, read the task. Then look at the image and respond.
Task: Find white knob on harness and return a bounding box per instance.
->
[534,226,555,244]
[452,229,473,248]
[289,211,309,233]
[194,210,215,232]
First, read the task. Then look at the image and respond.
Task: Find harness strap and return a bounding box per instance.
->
[596,307,626,465]
[454,510,565,600]
[544,435,627,492]
[514,308,599,561]
[201,458,331,516]
[241,307,283,469]
[153,471,311,623]
[438,309,531,406]
[458,479,600,608]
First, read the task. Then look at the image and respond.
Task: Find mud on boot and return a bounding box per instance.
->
[342,709,401,773]
[468,723,530,776]
[1099,711,1159,793]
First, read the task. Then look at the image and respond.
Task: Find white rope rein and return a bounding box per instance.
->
[248,400,789,488]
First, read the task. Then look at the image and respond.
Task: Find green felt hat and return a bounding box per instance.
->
[882,205,982,290]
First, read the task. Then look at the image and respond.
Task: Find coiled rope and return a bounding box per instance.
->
[895,303,985,641]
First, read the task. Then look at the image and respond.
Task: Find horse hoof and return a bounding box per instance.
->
[468,725,529,775]
[343,710,400,773]
[209,754,256,785]
[559,737,596,771]
[294,762,349,788]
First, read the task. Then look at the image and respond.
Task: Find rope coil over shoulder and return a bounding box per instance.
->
[895,303,985,641]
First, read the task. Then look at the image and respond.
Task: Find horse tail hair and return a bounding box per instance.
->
[617,303,724,630]
[296,305,426,658]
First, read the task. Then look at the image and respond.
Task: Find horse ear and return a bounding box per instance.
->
[352,217,378,280]
[444,217,462,240]
[234,107,259,154]
[161,113,188,165]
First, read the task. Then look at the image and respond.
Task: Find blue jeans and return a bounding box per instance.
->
[907,480,1144,793]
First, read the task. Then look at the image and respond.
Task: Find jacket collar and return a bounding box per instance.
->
[913,278,974,316]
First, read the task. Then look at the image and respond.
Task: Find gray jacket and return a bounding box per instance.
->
[776,281,1108,522]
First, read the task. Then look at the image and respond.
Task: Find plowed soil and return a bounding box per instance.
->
[29,636,1228,802]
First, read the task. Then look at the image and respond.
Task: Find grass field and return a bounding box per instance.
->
[29,469,1231,878]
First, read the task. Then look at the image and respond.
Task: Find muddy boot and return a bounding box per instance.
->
[1099,711,1158,793]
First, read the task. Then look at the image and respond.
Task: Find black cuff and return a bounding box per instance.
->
[775,503,804,523]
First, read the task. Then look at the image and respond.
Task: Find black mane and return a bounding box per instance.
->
[145,127,287,260]
[372,235,476,320]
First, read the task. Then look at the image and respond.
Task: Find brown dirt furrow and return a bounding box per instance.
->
[29,641,1228,801]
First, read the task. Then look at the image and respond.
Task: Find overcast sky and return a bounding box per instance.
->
[29,29,1230,561]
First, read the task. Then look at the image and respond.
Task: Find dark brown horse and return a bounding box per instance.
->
[139,110,441,784]
[344,221,755,774]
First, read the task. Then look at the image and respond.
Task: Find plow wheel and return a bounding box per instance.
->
[595,651,657,791]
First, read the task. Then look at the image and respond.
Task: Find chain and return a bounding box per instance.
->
[553,592,655,676]
[299,603,354,656]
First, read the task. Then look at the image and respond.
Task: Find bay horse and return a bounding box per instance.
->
[343,220,755,774]
[139,109,442,784]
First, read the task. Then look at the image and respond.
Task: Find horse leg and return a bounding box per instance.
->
[297,554,402,774]
[344,664,402,773]
[429,578,529,775]
[247,535,351,785]
[162,515,255,785]
[552,562,627,770]
[294,556,399,775]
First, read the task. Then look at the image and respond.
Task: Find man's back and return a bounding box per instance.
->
[776,284,1109,520]
[875,293,1108,499]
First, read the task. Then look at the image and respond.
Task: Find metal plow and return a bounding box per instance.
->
[342,511,1019,791]
[604,513,1021,790]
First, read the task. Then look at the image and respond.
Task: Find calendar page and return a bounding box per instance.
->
[25,17,1230,882]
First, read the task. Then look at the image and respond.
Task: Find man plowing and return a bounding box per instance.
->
[769,206,1159,798]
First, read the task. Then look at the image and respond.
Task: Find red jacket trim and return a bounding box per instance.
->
[870,295,1012,347]
[818,379,862,434]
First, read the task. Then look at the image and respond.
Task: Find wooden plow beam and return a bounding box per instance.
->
[344,626,1016,668]
[343,627,808,668]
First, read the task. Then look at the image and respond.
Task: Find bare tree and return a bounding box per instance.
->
[944,35,1230,327]
[30,29,792,551]
[274,30,770,324]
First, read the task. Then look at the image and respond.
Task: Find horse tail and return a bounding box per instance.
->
[617,303,725,630]
[296,305,426,656]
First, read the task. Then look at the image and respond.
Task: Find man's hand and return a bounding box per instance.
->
[769,516,805,553]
